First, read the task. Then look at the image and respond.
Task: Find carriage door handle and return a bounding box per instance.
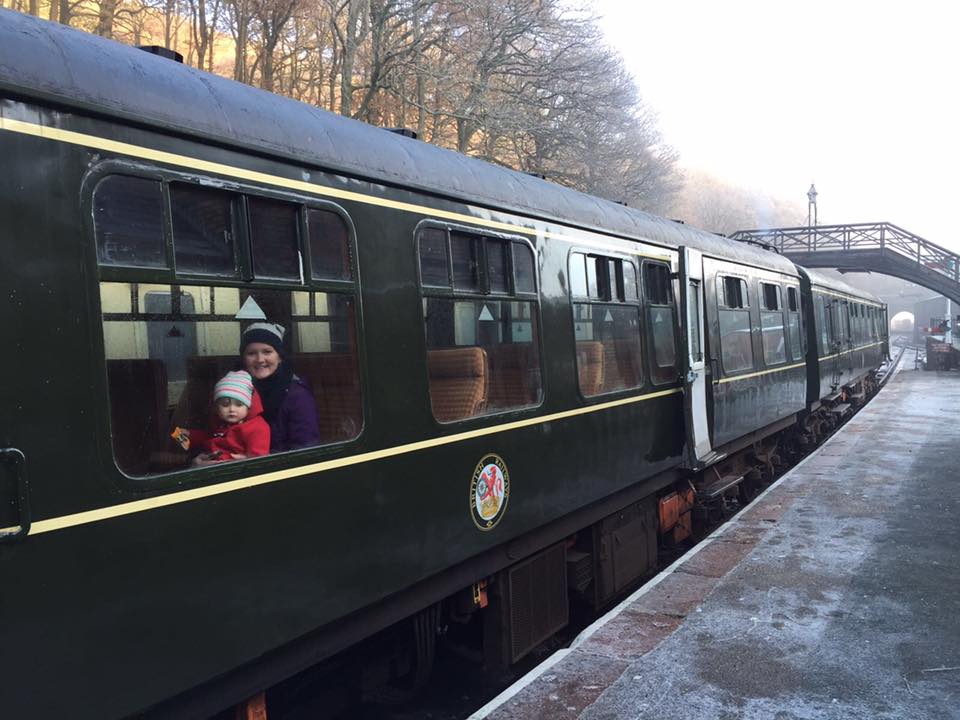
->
[0,448,31,541]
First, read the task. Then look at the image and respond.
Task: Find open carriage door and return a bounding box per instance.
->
[679,247,713,467]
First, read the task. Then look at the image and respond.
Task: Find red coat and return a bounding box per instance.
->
[191,389,270,460]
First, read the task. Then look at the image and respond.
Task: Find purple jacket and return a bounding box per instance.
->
[268,377,321,452]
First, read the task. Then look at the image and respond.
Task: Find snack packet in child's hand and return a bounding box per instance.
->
[171,426,190,450]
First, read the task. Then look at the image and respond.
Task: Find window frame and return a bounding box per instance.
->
[416,221,544,423]
[784,284,805,361]
[86,161,366,486]
[717,273,755,376]
[568,248,646,399]
[641,260,679,386]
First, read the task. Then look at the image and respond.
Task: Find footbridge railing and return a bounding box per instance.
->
[729,222,960,304]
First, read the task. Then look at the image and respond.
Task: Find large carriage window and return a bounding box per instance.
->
[643,263,677,384]
[94,174,363,478]
[418,227,541,421]
[93,176,167,268]
[760,282,786,366]
[571,253,643,396]
[718,275,753,373]
[786,286,804,361]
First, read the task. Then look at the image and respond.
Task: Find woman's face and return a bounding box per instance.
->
[243,343,280,380]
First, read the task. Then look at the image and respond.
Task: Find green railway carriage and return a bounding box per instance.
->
[0,10,887,718]
[800,267,888,405]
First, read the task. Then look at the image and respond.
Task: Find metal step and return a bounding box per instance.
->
[825,390,843,402]
[699,473,745,500]
[828,403,851,415]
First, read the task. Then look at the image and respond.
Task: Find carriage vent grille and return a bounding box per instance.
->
[507,543,569,664]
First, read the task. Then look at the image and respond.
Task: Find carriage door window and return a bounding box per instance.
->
[759,282,786,366]
[718,276,754,373]
[417,227,542,421]
[570,253,643,396]
[786,286,804,361]
[815,295,830,355]
[643,262,678,384]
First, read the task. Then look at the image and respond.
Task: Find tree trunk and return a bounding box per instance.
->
[96,0,118,37]
[339,0,367,116]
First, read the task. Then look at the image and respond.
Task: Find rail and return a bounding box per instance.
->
[729,222,960,285]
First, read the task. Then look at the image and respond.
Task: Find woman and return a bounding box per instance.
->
[240,322,321,452]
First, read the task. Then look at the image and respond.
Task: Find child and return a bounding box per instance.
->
[177,370,270,464]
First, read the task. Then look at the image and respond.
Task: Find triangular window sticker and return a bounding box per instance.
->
[603,309,614,323]
[478,305,495,321]
[235,296,267,320]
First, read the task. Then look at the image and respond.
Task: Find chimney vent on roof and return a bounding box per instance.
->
[386,128,418,139]
[137,45,184,63]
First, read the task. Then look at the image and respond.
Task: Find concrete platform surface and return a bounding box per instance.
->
[472,366,960,720]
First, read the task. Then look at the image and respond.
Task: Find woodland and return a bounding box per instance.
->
[3,0,802,228]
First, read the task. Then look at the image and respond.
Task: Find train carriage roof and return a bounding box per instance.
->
[800,267,882,303]
[0,9,797,274]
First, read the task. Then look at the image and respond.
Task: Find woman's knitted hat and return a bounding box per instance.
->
[240,322,287,357]
[214,370,254,408]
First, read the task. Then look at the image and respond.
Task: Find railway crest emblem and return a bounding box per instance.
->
[470,454,510,530]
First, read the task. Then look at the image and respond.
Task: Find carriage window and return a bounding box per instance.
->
[760,283,781,311]
[452,232,482,291]
[572,254,642,396]
[418,227,541,422]
[487,240,509,294]
[419,227,450,287]
[308,208,352,281]
[94,176,167,268]
[761,311,786,365]
[719,309,754,373]
[94,176,363,478]
[720,276,748,309]
[99,283,363,477]
[644,264,672,305]
[643,262,677,384]
[250,197,302,281]
[785,286,803,361]
[514,242,536,293]
[648,307,677,382]
[816,295,830,355]
[787,314,802,360]
[623,262,638,300]
[170,184,238,276]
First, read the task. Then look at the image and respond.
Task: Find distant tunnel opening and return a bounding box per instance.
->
[891,311,914,332]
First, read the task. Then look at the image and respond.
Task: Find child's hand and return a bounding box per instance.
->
[191,452,220,466]
[229,453,247,460]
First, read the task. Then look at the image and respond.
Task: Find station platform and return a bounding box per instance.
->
[471,364,960,720]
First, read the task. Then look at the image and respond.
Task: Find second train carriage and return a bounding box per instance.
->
[0,10,887,717]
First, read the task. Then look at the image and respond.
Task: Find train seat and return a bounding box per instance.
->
[295,352,362,443]
[427,347,488,422]
[106,359,168,476]
[575,341,604,396]
[487,343,539,411]
[602,339,641,392]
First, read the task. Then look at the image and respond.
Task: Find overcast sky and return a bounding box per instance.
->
[595,0,960,250]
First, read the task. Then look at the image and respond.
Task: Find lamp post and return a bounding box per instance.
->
[807,183,818,228]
